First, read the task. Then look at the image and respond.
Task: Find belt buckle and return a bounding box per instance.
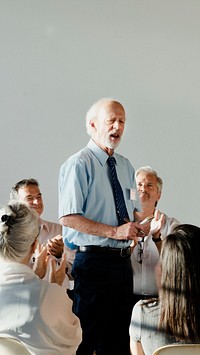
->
[120,248,126,257]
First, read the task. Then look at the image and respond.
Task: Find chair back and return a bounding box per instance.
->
[153,344,200,355]
[0,337,31,354]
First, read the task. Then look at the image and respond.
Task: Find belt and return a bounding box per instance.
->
[77,245,131,257]
[141,295,158,300]
[134,294,158,300]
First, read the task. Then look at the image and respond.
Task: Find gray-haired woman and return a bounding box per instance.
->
[0,201,82,354]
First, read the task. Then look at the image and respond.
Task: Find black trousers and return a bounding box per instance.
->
[72,250,133,355]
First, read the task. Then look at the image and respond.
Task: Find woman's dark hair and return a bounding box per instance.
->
[159,224,200,342]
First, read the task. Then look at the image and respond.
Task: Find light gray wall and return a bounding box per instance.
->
[0,0,199,225]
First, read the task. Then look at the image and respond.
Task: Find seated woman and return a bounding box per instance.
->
[0,201,82,355]
[129,224,200,355]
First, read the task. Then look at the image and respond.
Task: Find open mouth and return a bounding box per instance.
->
[110,133,120,139]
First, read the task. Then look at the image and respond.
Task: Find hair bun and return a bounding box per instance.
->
[1,214,13,227]
[0,213,14,235]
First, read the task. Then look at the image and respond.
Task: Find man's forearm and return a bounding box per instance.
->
[60,214,117,239]
[60,214,143,242]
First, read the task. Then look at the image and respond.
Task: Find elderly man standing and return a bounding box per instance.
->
[131,166,180,305]
[59,98,144,355]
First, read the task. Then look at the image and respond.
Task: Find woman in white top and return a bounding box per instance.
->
[0,201,82,355]
[129,224,200,355]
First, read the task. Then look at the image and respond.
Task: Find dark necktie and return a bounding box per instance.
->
[107,156,129,226]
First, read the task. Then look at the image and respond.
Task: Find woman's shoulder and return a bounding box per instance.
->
[131,299,159,331]
[134,298,159,312]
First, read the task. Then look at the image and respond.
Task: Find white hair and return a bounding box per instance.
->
[135,166,163,193]
[0,201,39,262]
[85,97,125,136]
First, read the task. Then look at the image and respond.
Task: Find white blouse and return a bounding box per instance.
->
[0,262,82,354]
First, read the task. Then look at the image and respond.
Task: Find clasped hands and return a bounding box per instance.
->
[47,234,64,258]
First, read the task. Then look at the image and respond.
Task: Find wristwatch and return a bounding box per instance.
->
[152,235,162,243]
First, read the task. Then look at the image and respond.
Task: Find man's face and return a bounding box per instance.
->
[136,172,161,207]
[17,184,44,216]
[91,101,125,154]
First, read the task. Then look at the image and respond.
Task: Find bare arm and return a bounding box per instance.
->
[130,339,145,355]
[60,214,144,243]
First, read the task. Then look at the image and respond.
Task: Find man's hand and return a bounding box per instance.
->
[49,252,67,286]
[33,244,49,279]
[150,210,165,237]
[47,234,64,258]
[114,221,145,247]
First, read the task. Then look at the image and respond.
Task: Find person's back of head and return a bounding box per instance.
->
[0,201,39,262]
[159,224,200,342]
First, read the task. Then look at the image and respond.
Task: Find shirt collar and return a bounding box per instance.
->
[87,139,116,166]
[39,218,49,233]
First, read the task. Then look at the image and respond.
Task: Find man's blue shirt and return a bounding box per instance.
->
[59,139,140,248]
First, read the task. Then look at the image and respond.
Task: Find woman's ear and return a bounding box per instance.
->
[31,239,38,254]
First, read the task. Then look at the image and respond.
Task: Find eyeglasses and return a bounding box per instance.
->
[137,240,144,264]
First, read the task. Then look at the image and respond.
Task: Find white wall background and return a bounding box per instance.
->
[0,0,199,225]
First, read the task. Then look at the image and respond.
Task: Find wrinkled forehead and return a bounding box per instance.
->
[18,184,42,198]
[136,172,158,184]
[97,101,126,119]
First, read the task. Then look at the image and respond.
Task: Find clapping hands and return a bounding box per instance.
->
[150,210,165,237]
[33,244,49,279]
[49,252,67,286]
[47,234,64,258]
[33,244,67,287]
